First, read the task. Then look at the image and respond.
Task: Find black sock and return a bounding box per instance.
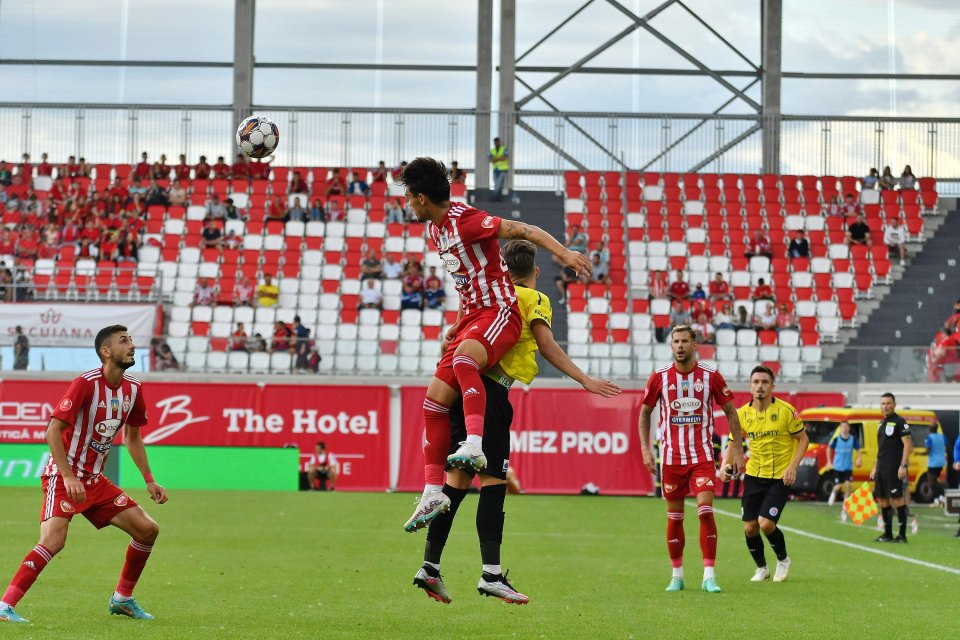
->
[896,506,908,538]
[477,483,507,572]
[882,506,893,537]
[745,533,766,568]
[424,484,470,565]
[765,527,788,561]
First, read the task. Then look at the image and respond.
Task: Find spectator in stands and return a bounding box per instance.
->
[385,198,405,224]
[360,250,383,280]
[777,303,797,330]
[824,194,842,217]
[286,197,306,222]
[144,179,168,207]
[899,165,916,190]
[325,168,346,197]
[213,156,230,179]
[649,270,669,299]
[449,161,467,185]
[36,153,52,177]
[173,154,191,181]
[846,213,872,247]
[745,229,772,260]
[194,155,211,180]
[863,168,879,190]
[0,261,12,302]
[304,346,321,373]
[669,299,691,328]
[358,279,384,310]
[247,332,267,353]
[116,237,138,264]
[62,155,80,178]
[382,254,403,279]
[347,171,369,197]
[201,219,223,250]
[0,161,13,186]
[589,253,610,285]
[708,272,732,303]
[267,196,289,223]
[392,161,407,182]
[155,343,180,372]
[15,227,38,260]
[306,442,338,490]
[788,230,810,259]
[714,302,735,330]
[135,152,151,180]
[754,302,778,331]
[12,326,29,370]
[842,193,861,218]
[555,266,579,304]
[77,157,93,178]
[401,279,424,310]
[691,312,715,344]
[883,217,908,266]
[691,283,706,302]
[126,175,146,200]
[224,197,245,221]
[424,266,442,291]
[944,298,960,333]
[308,198,325,222]
[424,277,446,310]
[564,224,588,255]
[293,316,311,366]
[77,237,98,259]
[403,261,424,292]
[752,277,775,302]
[16,153,32,183]
[0,228,16,255]
[371,161,388,184]
[250,157,272,181]
[204,194,227,220]
[289,171,308,195]
[879,166,897,191]
[233,276,254,306]
[590,241,610,268]
[157,154,171,178]
[193,278,216,306]
[257,274,279,307]
[271,320,293,352]
[229,323,248,351]
[231,153,249,180]
[37,235,57,260]
[669,270,690,302]
[325,198,343,222]
[168,180,187,206]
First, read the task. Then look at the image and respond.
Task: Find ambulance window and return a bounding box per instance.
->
[849,423,864,448]
[803,421,839,444]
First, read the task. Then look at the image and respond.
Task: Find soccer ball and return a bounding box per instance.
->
[236,115,279,158]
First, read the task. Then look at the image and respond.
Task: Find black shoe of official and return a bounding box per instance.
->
[874,535,894,543]
[954,529,960,538]
[893,535,908,544]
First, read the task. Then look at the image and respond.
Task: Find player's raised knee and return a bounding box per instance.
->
[743,521,760,537]
[758,518,777,535]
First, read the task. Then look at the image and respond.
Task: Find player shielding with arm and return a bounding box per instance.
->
[0,325,166,624]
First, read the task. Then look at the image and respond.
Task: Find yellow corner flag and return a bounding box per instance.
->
[843,482,879,525]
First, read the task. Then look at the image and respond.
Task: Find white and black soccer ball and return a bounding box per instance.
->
[236,115,279,159]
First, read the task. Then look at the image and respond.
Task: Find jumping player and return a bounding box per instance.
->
[0,325,167,624]
[412,239,620,603]
[638,326,745,593]
[399,157,591,532]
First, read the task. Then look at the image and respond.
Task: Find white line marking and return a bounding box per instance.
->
[708,502,960,576]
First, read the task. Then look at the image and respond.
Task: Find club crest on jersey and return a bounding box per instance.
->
[768,507,779,517]
[670,398,703,413]
[114,494,129,507]
[111,398,120,413]
[694,380,704,393]
[60,500,75,513]
[771,413,779,422]
[681,380,690,394]
[122,396,131,413]
[436,232,452,252]
[481,215,495,229]
[59,398,72,412]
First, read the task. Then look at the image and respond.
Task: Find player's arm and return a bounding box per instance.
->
[531,320,620,397]
[638,404,656,474]
[123,424,168,504]
[826,438,835,468]
[782,429,810,487]
[854,439,862,468]
[441,301,463,353]
[720,401,745,474]
[498,219,591,276]
[46,417,86,503]
[898,431,913,480]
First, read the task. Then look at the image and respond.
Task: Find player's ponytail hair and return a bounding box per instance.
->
[399,157,450,205]
[95,324,128,361]
[503,239,537,279]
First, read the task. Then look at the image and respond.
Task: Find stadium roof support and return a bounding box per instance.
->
[498,0,517,195]
[475,0,494,190]
[761,0,782,174]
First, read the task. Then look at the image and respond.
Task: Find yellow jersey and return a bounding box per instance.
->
[737,397,805,479]
[495,285,552,385]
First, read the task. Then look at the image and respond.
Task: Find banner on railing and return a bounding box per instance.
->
[0,303,157,348]
[0,380,391,491]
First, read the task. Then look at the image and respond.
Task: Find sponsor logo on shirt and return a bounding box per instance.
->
[670,398,703,413]
[59,398,72,412]
[443,255,462,273]
[453,273,469,287]
[670,416,703,425]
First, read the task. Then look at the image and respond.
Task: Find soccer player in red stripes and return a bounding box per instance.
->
[399,157,591,532]
[638,325,745,593]
[0,325,168,623]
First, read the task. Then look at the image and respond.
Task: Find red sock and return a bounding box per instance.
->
[422,397,451,487]
[2,545,53,607]
[666,511,685,569]
[116,540,153,598]
[452,355,485,437]
[698,505,717,567]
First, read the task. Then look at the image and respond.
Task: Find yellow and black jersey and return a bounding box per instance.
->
[737,397,804,479]
[497,285,552,385]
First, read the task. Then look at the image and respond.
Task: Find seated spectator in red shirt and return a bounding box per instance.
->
[842,193,861,218]
[175,154,192,181]
[325,198,343,222]
[231,154,249,180]
[195,155,211,180]
[194,278,216,306]
[752,277,775,302]
[134,152,151,180]
[16,228,39,260]
[155,154,171,179]
[61,219,80,245]
[63,155,81,179]
[266,196,288,222]
[649,270,669,299]
[449,161,467,185]
[325,168,346,197]
[98,232,119,262]
[233,276,254,306]
[776,303,797,330]
[691,312,715,344]
[745,230,772,259]
[212,156,230,180]
[424,266,443,291]
[271,321,293,352]
[76,237,97,259]
[223,229,242,251]
[371,161,388,184]
[391,161,407,182]
[116,238,138,264]
[76,157,92,178]
[403,262,424,292]
[250,158,272,181]
[289,171,308,195]
[107,178,128,203]
[708,272,732,303]
[37,237,57,259]
[669,270,690,301]
[691,298,713,322]
[228,322,249,351]
[36,153,53,177]
[16,153,32,184]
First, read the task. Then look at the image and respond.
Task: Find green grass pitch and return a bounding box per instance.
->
[0,487,956,639]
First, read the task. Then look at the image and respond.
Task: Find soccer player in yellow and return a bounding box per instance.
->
[413,239,620,604]
[722,365,809,583]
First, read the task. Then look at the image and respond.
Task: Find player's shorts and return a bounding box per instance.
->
[447,376,513,480]
[833,469,853,484]
[434,305,521,390]
[741,475,789,523]
[660,460,717,501]
[40,474,138,530]
[873,466,903,499]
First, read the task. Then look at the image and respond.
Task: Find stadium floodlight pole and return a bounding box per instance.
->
[498,0,517,196]
[761,0,783,173]
[232,0,256,128]
[475,0,494,191]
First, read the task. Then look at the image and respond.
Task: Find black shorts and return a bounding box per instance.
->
[447,376,513,480]
[873,467,903,499]
[833,469,853,484]
[741,475,789,523]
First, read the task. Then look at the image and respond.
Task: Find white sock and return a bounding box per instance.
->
[672,567,684,579]
[423,484,443,495]
[0,601,12,609]
[112,592,132,602]
[466,435,483,447]
[703,566,716,580]
[423,561,440,571]
[482,564,502,576]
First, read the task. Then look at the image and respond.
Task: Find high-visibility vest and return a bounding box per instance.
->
[490,146,509,171]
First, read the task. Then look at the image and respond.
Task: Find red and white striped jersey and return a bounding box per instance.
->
[427,202,517,316]
[642,362,734,466]
[43,368,148,481]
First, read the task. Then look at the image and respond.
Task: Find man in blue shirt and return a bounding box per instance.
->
[953,433,960,537]
[826,421,861,518]
[924,425,946,506]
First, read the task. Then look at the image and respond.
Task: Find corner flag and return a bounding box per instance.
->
[843,482,879,525]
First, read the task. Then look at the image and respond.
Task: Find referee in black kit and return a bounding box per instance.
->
[869,393,913,543]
